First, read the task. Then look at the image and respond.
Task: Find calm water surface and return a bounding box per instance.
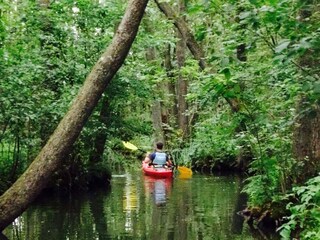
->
[3,172,277,239]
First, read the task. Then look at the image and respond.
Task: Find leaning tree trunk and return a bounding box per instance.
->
[0,0,149,231]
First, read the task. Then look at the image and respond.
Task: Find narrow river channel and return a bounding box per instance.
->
[3,172,279,239]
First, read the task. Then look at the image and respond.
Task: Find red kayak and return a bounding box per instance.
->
[142,161,173,178]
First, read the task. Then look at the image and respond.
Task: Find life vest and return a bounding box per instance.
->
[152,152,167,165]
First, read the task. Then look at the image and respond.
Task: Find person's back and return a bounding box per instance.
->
[152,152,167,165]
[149,142,170,167]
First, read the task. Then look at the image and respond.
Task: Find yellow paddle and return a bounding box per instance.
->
[177,166,193,177]
[122,141,193,177]
[122,141,139,151]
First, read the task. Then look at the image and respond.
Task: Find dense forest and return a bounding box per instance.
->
[0,0,319,239]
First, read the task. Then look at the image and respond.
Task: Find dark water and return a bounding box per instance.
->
[3,172,277,239]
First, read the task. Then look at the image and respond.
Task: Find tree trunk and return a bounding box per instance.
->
[89,97,110,165]
[164,44,178,119]
[148,55,166,143]
[293,1,320,183]
[145,32,166,143]
[161,44,177,145]
[0,0,148,231]
[152,100,165,143]
[293,103,320,181]
[175,0,189,138]
[86,98,110,187]
[234,6,251,170]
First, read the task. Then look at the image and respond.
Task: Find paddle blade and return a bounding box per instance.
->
[122,141,138,151]
[177,166,192,178]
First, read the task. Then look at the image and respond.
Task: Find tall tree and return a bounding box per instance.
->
[0,0,149,231]
[155,0,250,168]
[147,45,165,143]
[88,97,110,165]
[154,0,243,113]
[293,0,320,182]
[175,0,189,139]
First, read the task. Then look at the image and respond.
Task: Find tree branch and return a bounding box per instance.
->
[154,0,206,70]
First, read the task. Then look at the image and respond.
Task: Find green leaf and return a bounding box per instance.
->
[313,82,320,94]
[302,82,311,92]
[259,5,274,12]
[275,40,290,53]
[239,11,251,20]
[187,4,203,15]
[220,68,231,80]
[195,26,207,41]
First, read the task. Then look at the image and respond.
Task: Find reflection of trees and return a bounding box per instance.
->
[150,206,168,240]
[88,189,110,239]
[7,195,70,240]
[231,176,247,234]
[167,176,245,239]
[36,196,68,240]
[35,194,97,240]
[3,174,258,239]
[3,192,102,240]
[172,180,191,240]
[144,175,249,239]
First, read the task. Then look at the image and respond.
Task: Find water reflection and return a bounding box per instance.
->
[2,173,279,239]
[123,174,139,232]
[143,176,172,206]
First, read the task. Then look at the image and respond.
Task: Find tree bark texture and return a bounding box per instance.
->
[145,43,166,143]
[162,44,177,144]
[293,1,320,182]
[176,0,189,138]
[164,44,178,119]
[151,100,165,143]
[0,0,148,231]
[293,103,320,181]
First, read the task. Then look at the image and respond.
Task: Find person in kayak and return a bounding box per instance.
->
[145,142,172,168]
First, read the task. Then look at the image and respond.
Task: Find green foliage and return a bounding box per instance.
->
[0,2,319,238]
[279,176,320,240]
[0,142,28,193]
[167,7,319,238]
[0,0,152,191]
